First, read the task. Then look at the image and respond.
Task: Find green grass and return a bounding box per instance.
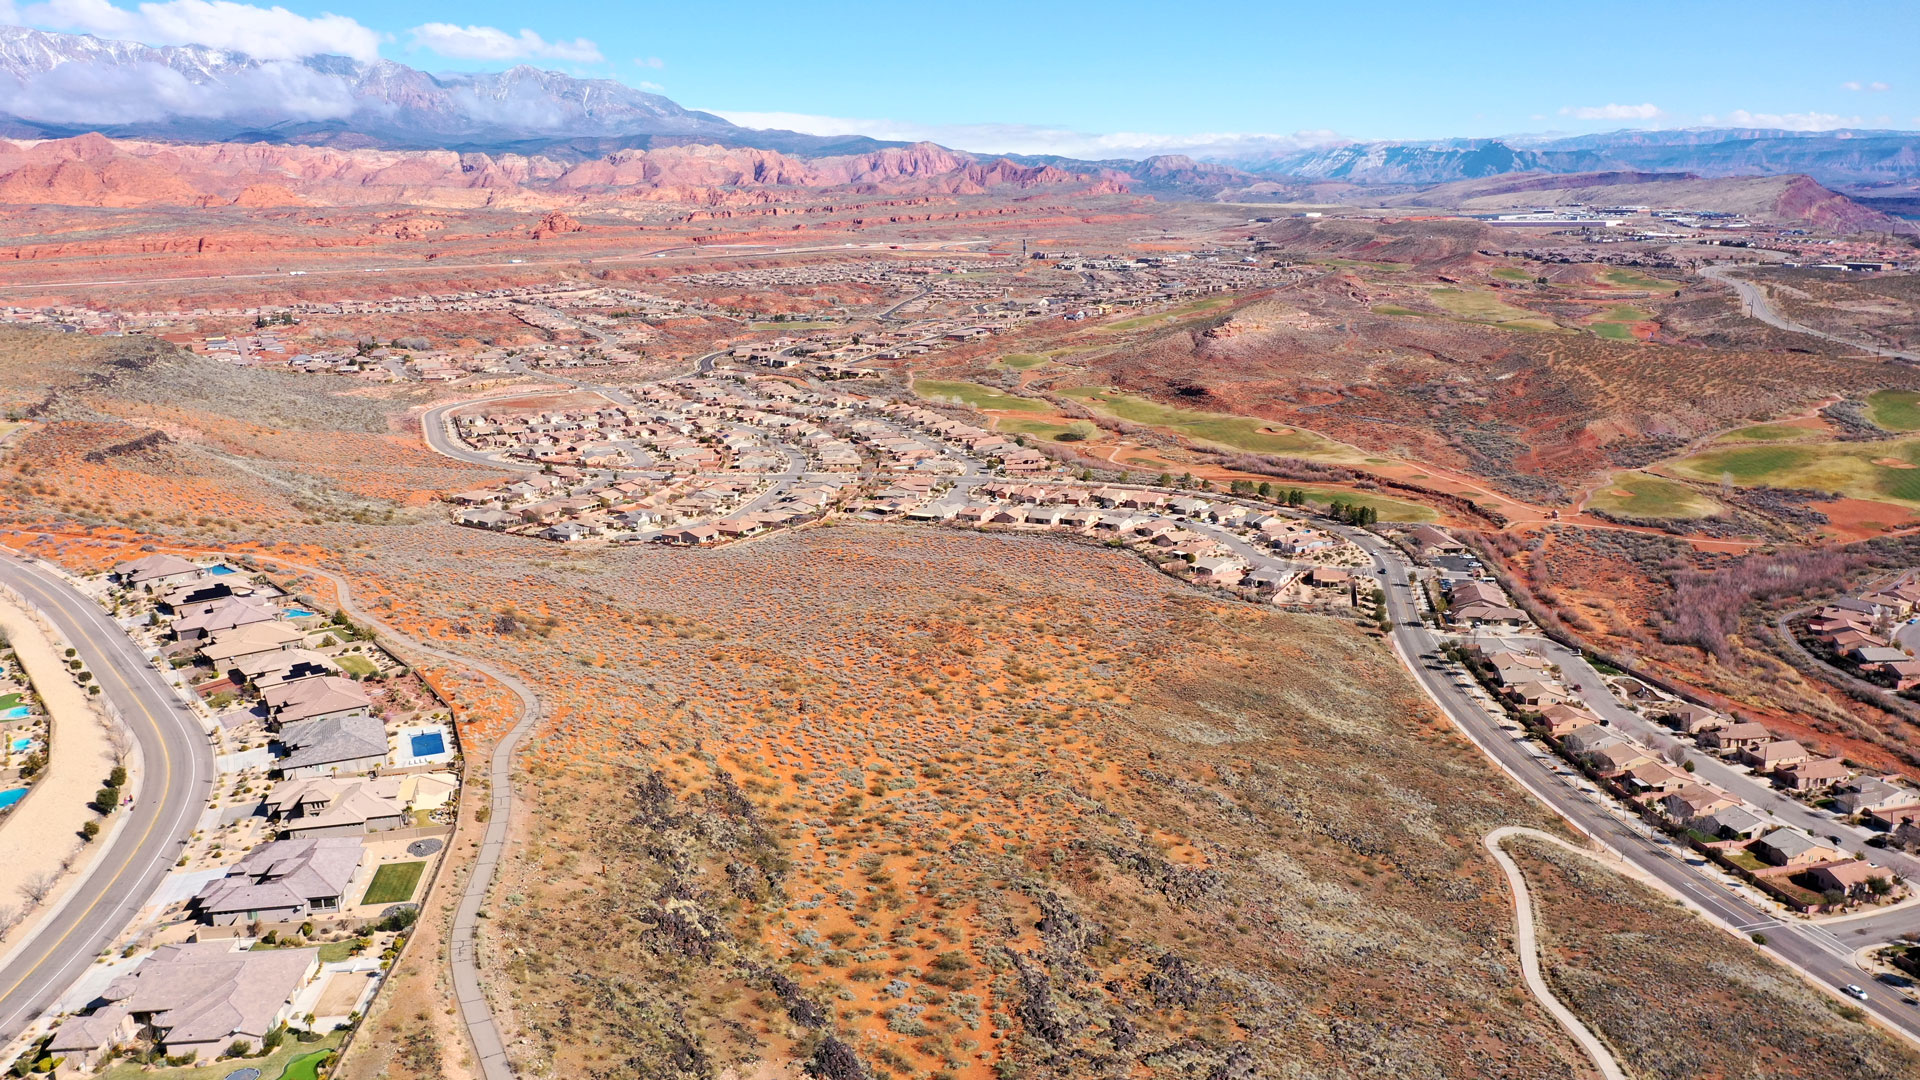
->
[1317,258,1407,272]
[333,654,377,678]
[1427,287,1564,332]
[276,1047,335,1080]
[748,321,834,330]
[93,1033,341,1080]
[1589,304,1649,340]
[0,692,20,710]
[1868,389,1920,432]
[1718,423,1818,443]
[1585,472,1722,520]
[1667,437,1920,509]
[1600,267,1682,292]
[1491,267,1533,282]
[912,379,1049,413]
[1058,387,1358,460]
[1097,297,1230,333]
[317,939,359,963]
[994,416,1077,441]
[1291,487,1436,522]
[998,353,1048,369]
[361,861,426,905]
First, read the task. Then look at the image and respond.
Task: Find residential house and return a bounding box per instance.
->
[1739,738,1810,772]
[456,508,519,530]
[1560,724,1615,755]
[1191,556,1246,586]
[173,597,280,642]
[276,713,388,779]
[1779,758,1854,792]
[112,553,206,590]
[1589,742,1653,773]
[191,837,364,924]
[1851,645,1911,666]
[199,620,307,669]
[1702,722,1773,754]
[261,676,371,726]
[1662,785,1736,824]
[1664,704,1726,735]
[1834,777,1920,816]
[267,777,407,837]
[1511,680,1575,708]
[235,648,339,688]
[71,941,318,1061]
[1808,860,1893,901]
[1487,650,1554,685]
[1752,828,1844,867]
[1696,805,1766,840]
[1622,761,1692,793]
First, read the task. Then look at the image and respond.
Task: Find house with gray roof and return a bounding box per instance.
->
[78,941,318,1061]
[276,713,388,779]
[192,837,364,925]
[1696,805,1766,840]
[261,675,371,726]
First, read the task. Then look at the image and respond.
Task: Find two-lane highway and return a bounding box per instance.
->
[1337,528,1920,1043]
[0,554,213,1044]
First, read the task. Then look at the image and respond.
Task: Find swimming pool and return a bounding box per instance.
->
[1,706,29,721]
[208,564,237,576]
[409,731,447,757]
[0,788,26,810]
[284,608,317,618]
[11,736,31,752]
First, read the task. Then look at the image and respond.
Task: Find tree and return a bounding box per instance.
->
[1157,473,1172,487]
[1059,421,1095,442]
[20,872,57,906]
[1257,481,1272,497]
[82,820,100,841]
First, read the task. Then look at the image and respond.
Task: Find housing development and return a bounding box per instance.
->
[5,8,1920,1080]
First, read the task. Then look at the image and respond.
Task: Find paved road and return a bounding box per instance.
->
[418,399,541,473]
[257,559,534,1080]
[1337,530,1920,1041]
[1700,264,1920,363]
[0,554,213,1044]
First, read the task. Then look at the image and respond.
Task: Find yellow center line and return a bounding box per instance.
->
[0,570,180,1007]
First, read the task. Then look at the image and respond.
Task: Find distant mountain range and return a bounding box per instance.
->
[1225,131,1920,191]
[2,24,1919,199]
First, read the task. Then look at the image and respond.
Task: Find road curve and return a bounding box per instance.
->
[251,557,533,1080]
[1700,264,1920,363]
[1336,526,1920,1047]
[1483,827,1629,1080]
[0,554,213,1044]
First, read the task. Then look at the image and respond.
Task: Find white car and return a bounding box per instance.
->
[1844,984,1870,1001]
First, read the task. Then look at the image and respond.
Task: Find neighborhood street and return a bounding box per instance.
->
[1341,529,1920,1044]
[0,554,214,1044]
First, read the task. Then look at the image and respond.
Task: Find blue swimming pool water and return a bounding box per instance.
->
[208,564,237,576]
[284,608,317,618]
[1,706,28,720]
[409,731,447,757]
[0,788,26,810]
[11,736,30,752]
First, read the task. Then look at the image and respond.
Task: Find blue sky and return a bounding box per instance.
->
[4,0,1916,155]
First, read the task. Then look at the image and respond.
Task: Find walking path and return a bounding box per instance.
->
[248,557,535,1080]
[1484,827,1630,1080]
[0,590,116,955]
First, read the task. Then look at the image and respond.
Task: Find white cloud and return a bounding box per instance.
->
[1710,109,1862,131]
[709,110,1342,159]
[1841,80,1891,92]
[1559,102,1663,121]
[634,56,663,69]
[0,56,354,122]
[406,22,602,63]
[19,0,381,61]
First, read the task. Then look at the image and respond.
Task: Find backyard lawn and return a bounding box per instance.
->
[333,654,378,678]
[361,861,425,905]
[94,1033,341,1080]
